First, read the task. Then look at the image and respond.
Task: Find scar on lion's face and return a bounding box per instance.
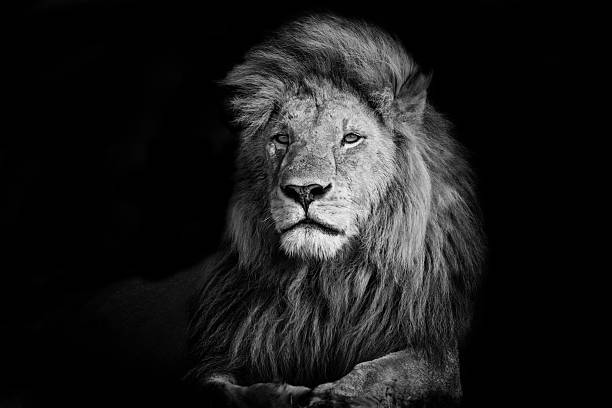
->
[265,83,397,260]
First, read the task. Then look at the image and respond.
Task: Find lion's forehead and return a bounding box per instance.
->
[278,89,378,143]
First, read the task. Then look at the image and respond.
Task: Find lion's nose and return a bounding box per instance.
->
[281,183,332,213]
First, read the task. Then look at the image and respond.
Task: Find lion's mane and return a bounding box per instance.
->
[189,14,484,387]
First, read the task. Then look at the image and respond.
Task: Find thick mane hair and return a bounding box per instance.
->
[188,14,484,387]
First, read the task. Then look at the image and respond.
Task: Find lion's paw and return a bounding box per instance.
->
[205,380,311,408]
[307,384,381,408]
[307,392,380,408]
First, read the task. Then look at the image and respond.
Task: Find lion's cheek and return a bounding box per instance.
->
[265,142,286,184]
[336,156,374,198]
[343,153,394,215]
[335,171,373,222]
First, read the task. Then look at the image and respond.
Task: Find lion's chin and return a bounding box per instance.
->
[280,227,347,260]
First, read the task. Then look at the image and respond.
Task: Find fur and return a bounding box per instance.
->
[188,14,484,388]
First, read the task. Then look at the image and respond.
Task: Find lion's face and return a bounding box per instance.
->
[263,83,397,260]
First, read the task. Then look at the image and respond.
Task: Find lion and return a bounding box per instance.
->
[187,14,484,407]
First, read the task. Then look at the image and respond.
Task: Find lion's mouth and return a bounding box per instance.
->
[282,218,343,236]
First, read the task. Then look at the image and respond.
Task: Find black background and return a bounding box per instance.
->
[3,1,580,407]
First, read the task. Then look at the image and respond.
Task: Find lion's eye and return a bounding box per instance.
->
[342,132,362,145]
[273,134,290,145]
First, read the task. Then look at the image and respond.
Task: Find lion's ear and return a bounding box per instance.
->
[394,72,431,124]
